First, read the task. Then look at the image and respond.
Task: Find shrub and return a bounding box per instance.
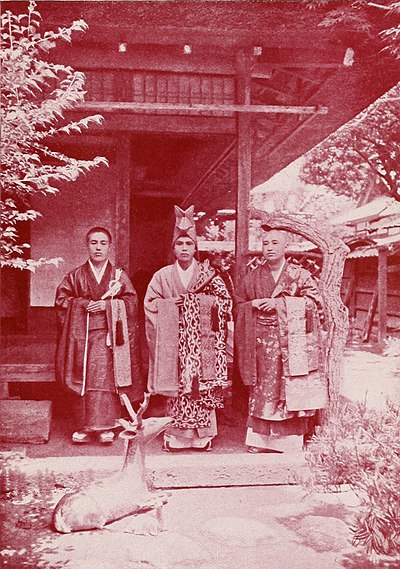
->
[305,400,400,561]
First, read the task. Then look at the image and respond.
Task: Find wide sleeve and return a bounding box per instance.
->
[116,271,144,397]
[143,273,162,317]
[234,272,254,313]
[54,271,89,333]
[233,272,257,386]
[143,271,180,395]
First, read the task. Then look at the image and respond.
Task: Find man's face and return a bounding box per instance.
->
[173,237,196,263]
[262,230,286,263]
[87,232,111,264]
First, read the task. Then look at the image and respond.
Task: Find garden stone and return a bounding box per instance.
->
[202,516,279,547]
[295,516,351,552]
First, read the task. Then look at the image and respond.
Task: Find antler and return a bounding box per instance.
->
[120,393,137,422]
[135,392,150,429]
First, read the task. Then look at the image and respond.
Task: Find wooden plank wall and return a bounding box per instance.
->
[341,255,400,343]
[84,69,236,116]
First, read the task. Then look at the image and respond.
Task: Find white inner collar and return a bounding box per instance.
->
[89,259,108,284]
[176,259,195,289]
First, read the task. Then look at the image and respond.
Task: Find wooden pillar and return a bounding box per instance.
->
[235,49,252,283]
[377,247,388,349]
[115,134,131,270]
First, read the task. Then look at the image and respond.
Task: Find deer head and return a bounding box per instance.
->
[119,393,172,453]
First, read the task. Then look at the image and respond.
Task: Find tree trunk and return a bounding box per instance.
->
[249,209,349,416]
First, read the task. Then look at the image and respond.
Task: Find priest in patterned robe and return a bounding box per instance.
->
[144,206,232,451]
[55,227,143,444]
[235,227,327,453]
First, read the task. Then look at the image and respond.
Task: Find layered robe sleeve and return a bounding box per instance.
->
[144,267,180,396]
[234,271,259,387]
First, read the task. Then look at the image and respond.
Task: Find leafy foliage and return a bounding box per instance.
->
[1,1,108,270]
[300,82,400,201]
[305,399,400,561]
[303,0,400,58]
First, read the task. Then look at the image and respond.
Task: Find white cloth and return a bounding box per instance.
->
[88,259,109,284]
[245,427,302,452]
[175,259,196,290]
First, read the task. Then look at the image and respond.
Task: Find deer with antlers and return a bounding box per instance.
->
[53,393,172,533]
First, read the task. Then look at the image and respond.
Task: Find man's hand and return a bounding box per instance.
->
[175,295,185,307]
[252,298,276,312]
[87,300,106,313]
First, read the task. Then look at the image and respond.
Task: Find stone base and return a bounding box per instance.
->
[0,400,52,444]
[148,451,307,488]
[13,449,308,488]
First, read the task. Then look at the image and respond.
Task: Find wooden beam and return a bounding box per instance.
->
[66,111,236,135]
[235,50,253,283]
[377,247,388,349]
[255,47,348,68]
[50,44,347,74]
[182,140,236,207]
[77,101,328,115]
[252,68,336,179]
[50,44,236,75]
[115,134,131,270]
[253,111,321,170]
[59,26,349,52]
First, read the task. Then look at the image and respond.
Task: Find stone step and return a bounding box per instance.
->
[0,363,55,383]
[4,444,308,488]
[0,399,52,443]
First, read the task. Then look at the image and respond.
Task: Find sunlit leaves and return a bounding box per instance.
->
[0,0,108,270]
[301,82,400,201]
[303,0,400,58]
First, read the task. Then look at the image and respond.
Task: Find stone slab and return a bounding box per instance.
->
[9,449,308,488]
[0,400,52,444]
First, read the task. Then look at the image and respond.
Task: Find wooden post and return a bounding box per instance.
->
[362,289,378,343]
[115,134,131,270]
[235,49,252,283]
[377,247,388,350]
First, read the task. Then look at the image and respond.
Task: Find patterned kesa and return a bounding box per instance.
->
[145,259,232,430]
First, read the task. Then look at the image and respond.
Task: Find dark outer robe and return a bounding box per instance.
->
[144,259,232,430]
[235,261,327,437]
[55,261,143,431]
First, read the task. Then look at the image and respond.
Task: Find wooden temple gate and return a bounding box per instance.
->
[1,1,400,439]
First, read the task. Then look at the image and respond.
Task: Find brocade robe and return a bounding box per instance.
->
[55,261,143,431]
[144,259,232,430]
[235,261,327,436]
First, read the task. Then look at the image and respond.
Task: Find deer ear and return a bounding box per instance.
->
[118,418,133,430]
[119,431,137,440]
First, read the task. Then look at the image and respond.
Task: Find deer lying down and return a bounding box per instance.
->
[53,393,172,533]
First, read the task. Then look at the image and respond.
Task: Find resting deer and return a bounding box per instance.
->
[53,393,172,533]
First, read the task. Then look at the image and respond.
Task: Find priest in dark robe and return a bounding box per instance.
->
[55,227,143,444]
[144,206,232,451]
[235,227,327,453]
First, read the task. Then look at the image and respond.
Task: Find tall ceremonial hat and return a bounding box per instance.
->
[172,205,197,245]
